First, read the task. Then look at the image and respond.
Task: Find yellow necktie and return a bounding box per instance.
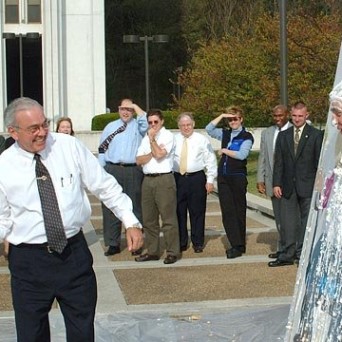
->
[179,138,188,175]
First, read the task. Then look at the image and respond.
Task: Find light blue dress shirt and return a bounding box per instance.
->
[205,123,253,160]
[98,114,148,166]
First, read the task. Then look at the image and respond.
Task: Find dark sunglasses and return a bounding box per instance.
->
[228,117,240,122]
[148,120,160,125]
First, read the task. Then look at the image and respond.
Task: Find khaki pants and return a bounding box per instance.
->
[141,173,179,256]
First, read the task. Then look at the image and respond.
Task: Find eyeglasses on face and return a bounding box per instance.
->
[119,106,134,113]
[148,120,160,125]
[228,117,240,122]
[14,119,50,135]
[179,123,193,128]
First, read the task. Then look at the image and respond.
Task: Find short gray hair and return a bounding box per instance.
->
[4,97,43,128]
[177,112,194,123]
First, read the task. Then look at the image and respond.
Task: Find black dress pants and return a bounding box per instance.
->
[174,171,207,248]
[8,231,97,342]
[102,163,143,248]
[217,174,247,251]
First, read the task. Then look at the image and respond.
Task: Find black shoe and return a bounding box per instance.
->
[180,246,188,252]
[268,251,280,259]
[163,255,177,264]
[239,246,246,254]
[268,259,294,267]
[104,246,120,256]
[131,247,143,256]
[135,254,159,262]
[193,246,203,253]
[226,248,242,259]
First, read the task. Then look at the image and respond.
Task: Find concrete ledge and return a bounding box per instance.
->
[247,193,274,218]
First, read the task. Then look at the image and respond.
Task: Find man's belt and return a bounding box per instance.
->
[108,162,137,167]
[11,230,83,253]
[144,172,172,177]
[176,170,204,177]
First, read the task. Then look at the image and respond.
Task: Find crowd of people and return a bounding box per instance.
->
[97,100,260,263]
[98,101,220,264]
[0,95,326,340]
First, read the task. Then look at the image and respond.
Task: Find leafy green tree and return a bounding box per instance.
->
[104,0,342,115]
[177,12,342,126]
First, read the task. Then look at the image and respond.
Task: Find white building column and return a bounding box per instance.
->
[58,0,106,131]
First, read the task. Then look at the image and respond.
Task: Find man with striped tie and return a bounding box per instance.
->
[98,98,148,257]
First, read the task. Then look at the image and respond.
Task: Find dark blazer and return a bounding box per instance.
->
[0,135,5,155]
[273,124,323,199]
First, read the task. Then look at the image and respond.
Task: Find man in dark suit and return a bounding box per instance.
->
[269,101,323,267]
[0,135,5,154]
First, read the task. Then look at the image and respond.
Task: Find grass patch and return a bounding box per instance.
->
[247,151,261,196]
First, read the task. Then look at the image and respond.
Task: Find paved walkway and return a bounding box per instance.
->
[0,193,295,341]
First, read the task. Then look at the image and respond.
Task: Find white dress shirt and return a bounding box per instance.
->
[173,132,217,183]
[137,127,175,174]
[294,124,305,142]
[0,133,140,244]
[273,121,291,150]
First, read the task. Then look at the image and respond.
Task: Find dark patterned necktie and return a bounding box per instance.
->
[34,154,67,253]
[98,122,127,153]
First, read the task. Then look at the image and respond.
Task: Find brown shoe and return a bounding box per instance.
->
[135,253,159,262]
[163,255,177,264]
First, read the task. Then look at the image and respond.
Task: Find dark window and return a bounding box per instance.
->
[5,0,19,23]
[5,36,43,105]
[28,0,41,23]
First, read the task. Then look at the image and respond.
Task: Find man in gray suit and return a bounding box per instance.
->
[269,101,323,267]
[257,105,291,259]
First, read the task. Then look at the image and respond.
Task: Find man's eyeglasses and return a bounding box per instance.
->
[179,123,193,128]
[119,106,134,113]
[228,117,240,122]
[148,120,160,125]
[14,119,50,135]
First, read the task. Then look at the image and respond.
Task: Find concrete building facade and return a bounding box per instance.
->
[0,0,106,132]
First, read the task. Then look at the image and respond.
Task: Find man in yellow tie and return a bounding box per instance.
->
[174,112,217,253]
[179,137,188,175]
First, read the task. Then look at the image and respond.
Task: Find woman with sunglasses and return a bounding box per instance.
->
[206,106,254,258]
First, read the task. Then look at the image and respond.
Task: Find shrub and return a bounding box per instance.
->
[91,113,120,131]
[91,111,217,131]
